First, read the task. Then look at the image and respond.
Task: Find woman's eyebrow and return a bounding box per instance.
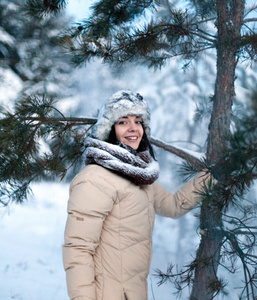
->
[119,116,142,119]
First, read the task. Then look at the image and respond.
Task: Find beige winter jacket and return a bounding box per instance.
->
[63,164,212,300]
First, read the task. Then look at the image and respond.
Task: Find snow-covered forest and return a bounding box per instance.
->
[0,1,257,299]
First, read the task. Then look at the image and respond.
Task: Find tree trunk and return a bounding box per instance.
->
[190,1,245,299]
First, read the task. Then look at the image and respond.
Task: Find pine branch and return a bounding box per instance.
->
[223,229,256,299]
[188,0,217,18]
[60,6,217,68]
[23,0,67,18]
[89,0,154,31]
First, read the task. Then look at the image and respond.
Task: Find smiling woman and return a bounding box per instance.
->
[62,90,215,300]
[114,115,144,150]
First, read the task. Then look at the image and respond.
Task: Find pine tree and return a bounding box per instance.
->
[2,0,257,299]
[0,0,78,204]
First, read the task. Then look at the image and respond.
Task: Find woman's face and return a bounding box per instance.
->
[114,115,144,150]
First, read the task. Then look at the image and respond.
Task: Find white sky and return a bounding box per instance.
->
[66,0,92,21]
[66,0,257,22]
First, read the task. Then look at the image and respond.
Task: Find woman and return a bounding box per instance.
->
[63,90,213,300]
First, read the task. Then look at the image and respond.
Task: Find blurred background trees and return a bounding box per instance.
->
[0,0,80,203]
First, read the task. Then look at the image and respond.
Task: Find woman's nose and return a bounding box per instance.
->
[128,122,137,131]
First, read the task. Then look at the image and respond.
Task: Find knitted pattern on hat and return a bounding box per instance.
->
[91,90,150,141]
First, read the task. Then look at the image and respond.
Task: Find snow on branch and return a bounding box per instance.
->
[150,136,205,170]
[26,116,97,125]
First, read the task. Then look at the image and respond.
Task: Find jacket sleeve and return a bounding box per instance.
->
[153,171,215,219]
[63,171,116,300]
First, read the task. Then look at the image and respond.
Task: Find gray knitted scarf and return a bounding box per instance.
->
[85,138,160,185]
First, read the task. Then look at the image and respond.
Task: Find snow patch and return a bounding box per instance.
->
[0,26,15,45]
[0,68,23,109]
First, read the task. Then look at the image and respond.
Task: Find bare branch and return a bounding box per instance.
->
[243,17,257,23]
[26,116,97,125]
[150,136,205,169]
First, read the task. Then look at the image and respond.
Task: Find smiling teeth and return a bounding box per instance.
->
[127,137,137,140]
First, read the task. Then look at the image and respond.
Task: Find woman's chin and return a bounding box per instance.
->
[124,142,139,150]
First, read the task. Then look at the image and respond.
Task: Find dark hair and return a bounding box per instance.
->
[107,125,156,160]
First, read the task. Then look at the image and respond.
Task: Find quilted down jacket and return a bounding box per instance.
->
[63,164,211,300]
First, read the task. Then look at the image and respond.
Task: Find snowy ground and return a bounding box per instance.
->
[0,180,250,300]
[0,182,69,300]
[0,181,188,300]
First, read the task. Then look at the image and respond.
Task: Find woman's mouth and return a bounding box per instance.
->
[125,136,138,141]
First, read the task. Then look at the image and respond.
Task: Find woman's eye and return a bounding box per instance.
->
[118,121,126,125]
[136,121,142,124]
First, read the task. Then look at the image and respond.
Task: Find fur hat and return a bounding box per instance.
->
[91,90,151,141]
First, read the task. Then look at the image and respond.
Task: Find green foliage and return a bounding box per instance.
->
[176,80,257,299]
[174,106,257,299]
[187,0,217,19]
[59,0,216,69]
[88,0,154,37]
[182,114,257,208]
[240,32,257,62]
[155,261,229,298]
[56,0,257,71]
[0,0,76,205]
[194,95,214,123]
[0,96,91,206]
[1,0,74,98]
[23,0,67,18]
